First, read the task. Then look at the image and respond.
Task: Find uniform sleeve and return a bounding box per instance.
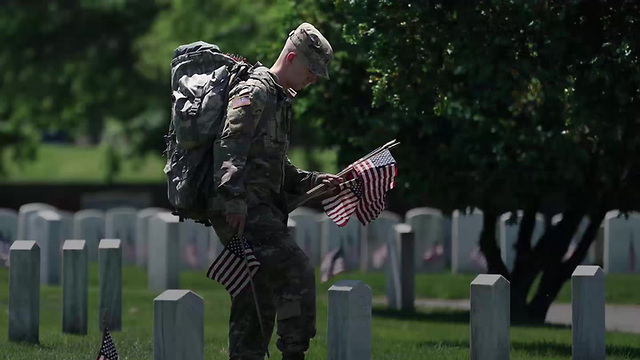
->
[214,82,267,215]
[283,156,320,196]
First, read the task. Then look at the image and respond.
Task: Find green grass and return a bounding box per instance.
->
[1,144,337,184]
[324,271,640,305]
[0,266,639,359]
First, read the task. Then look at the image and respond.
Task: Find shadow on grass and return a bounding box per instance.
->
[372,307,469,323]
[416,340,640,357]
[372,306,570,330]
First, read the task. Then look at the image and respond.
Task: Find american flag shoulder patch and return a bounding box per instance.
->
[230,96,251,109]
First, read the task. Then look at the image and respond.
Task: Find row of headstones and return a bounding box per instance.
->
[290,207,640,275]
[9,237,604,360]
[468,266,606,360]
[383,225,605,359]
[4,211,201,296]
[6,236,368,359]
[328,268,605,360]
[9,239,122,341]
[0,203,220,271]
[7,232,188,342]
[3,203,638,277]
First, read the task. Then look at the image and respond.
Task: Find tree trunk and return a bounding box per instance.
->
[478,206,509,277]
[527,206,606,322]
[510,203,541,322]
[510,264,540,322]
[527,264,571,322]
[508,201,585,323]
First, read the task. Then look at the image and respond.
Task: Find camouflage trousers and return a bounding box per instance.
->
[211,204,317,360]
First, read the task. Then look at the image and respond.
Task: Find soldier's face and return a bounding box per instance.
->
[287,53,318,91]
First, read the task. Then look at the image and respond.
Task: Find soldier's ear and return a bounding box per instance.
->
[285,52,297,65]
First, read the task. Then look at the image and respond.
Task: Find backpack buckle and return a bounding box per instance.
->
[188,97,201,117]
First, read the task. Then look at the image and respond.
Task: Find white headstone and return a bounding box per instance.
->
[452,209,485,274]
[33,210,63,285]
[17,203,55,241]
[386,224,415,311]
[327,280,372,360]
[289,207,321,266]
[572,266,605,360]
[57,210,74,244]
[99,239,122,331]
[499,211,545,272]
[154,290,204,360]
[209,228,221,262]
[105,207,137,265]
[319,214,363,271]
[180,219,211,270]
[0,208,18,267]
[135,207,165,268]
[470,274,510,360]
[603,211,640,273]
[8,241,40,343]
[72,209,105,262]
[62,240,87,334]
[406,207,446,272]
[385,226,401,310]
[148,213,181,292]
[363,211,400,272]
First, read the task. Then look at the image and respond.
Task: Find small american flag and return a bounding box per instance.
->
[206,234,260,297]
[322,149,398,227]
[96,326,118,360]
[423,243,444,262]
[371,243,389,269]
[320,246,346,283]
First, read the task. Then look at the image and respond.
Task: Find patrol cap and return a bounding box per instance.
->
[288,22,334,79]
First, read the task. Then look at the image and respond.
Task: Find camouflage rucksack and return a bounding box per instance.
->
[163,41,251,226]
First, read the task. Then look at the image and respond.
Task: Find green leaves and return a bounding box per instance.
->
[332,0,640,212]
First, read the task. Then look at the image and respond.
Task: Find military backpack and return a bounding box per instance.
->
[163,41,251,226]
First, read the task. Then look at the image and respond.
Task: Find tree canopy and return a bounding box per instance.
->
[336,0,640,320]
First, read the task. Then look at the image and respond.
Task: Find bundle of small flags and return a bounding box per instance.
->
[322,148,398,227]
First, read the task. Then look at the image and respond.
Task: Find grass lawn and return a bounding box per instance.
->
[330,271,640,305]
[0,144,337,184]
[0,266,639,359]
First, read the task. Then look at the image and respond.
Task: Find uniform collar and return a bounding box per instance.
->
[261,65,297,101]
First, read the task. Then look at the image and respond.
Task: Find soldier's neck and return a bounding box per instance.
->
[268,65,297,98]
[269,64,289,88]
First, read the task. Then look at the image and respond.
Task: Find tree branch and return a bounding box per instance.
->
[515,200,539,260]
[479,205,510,278]
[562,205,607,272]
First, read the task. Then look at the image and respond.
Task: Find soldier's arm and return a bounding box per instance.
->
[215,82,267,215]
[283,157,320,195]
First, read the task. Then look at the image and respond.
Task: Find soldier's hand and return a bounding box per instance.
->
[318,173,344,196]
[226,214,246,236]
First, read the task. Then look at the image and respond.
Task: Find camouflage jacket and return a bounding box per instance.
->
[210,63,319,216]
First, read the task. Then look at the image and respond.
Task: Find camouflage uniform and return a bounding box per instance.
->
[210,22,334,360]
[209,71,318,360]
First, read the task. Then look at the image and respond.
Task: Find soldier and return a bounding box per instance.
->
[209,22,340,360]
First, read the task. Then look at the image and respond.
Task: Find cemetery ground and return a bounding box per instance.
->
[0,267,639,359]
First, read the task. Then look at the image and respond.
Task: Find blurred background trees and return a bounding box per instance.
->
[2,0,640,322]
